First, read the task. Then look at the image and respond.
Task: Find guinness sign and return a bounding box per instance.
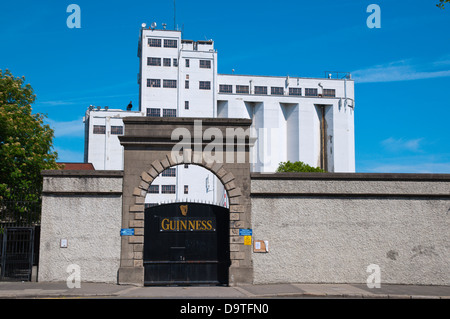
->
[159,204,216,232]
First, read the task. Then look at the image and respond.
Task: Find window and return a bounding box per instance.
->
[147,57,161,66]
[323,89,336,97]
[219,84,232,93]
[164,39,177,48]
[289,87,302,96]
[148,38,161,47]
[236,85,249,94]
[163,109,177,117]
[185,101,189,110]
[161,185,176,194]
[173,58,178,67]
[271,87,284,95]
[199,60,211,69]
[111,126,123,135]
[185,59,190,67]
[146,108,161,117]
[184,164,189,169]
[254,86,267,95]
[93,125,106,134]
[163,79,177,88]
[185,80,189,89]
[148,185,159,194]
[161,167,176,177]
[147,79,161,88]
[163,58,171,67]
[305,88,318,97]
[199,81,211,90]
[184,185,189,194]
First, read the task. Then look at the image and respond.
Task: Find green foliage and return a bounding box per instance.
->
[276,161,325,173]
[0,69,59,202]
[437,0,450,8]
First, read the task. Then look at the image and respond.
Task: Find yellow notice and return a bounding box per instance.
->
[244,235,252,246]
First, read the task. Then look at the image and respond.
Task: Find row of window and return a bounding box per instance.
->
[219,85,336,97]
[146,108,177,117]
[147,79,212,90]
[148,184,189,194]
[148,38,177,48]
[93,125,123,135]
[147,57,211,69]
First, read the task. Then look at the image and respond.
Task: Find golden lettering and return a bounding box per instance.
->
[160,218,215,231]
[161,218,169,231]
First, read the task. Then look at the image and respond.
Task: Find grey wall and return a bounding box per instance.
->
[251,173,450,285]
[39,170,123,283]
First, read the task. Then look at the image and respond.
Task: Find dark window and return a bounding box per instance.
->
[323,89,336,97]
[161,167,176,177]
[163,58,171,67]
[93,125,106,134]
[185,101,189,110]
[254,86,267,95]
[147,57,161,66]
[146,108,161,117]
[199,60,211,69]
[161,185,176,194]
[111,126,123,135]
[147,79,161,88]
[184,185,189,194]
[185,80,189,89]
[289,87,302,96]
[185,59,190,67]
[219,84,232,93]
[184,164,189,169]
[164,39,178,48]
[305,88,318,96]
[163,109,177,117]
[148,38,161,47]
[163,79,177,88]
[271,87,284,95]
[236,85,249,94]
[199,81,211,90]
[173,58,178,67]
[148,185,159,194]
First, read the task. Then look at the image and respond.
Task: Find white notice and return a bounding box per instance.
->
[255,241,261,250]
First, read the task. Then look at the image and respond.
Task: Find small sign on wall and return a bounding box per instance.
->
[120,228,135,236]
[60,238,68,248]
[253,240,269,253]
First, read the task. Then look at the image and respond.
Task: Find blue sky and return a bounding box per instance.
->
[1,0,449,173]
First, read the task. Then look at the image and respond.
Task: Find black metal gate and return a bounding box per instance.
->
[144,202,230,286]
[0,227,35,281]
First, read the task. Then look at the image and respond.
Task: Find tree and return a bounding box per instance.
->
[276,161,325,173]
[437,0,450,8]
[0,69,59,204]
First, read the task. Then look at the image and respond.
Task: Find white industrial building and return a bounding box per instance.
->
[84,24,355,207]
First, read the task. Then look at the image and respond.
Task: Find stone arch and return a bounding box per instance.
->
[118,118,252,286]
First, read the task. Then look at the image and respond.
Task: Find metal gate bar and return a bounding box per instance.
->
[0,228,34,281]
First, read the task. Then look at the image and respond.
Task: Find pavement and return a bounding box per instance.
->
[0,281,449,299]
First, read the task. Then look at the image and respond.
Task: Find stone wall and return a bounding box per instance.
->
[251,173,450,285]
[38,170,123,283]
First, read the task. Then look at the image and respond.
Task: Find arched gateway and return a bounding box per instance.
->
[117,117,253,286]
